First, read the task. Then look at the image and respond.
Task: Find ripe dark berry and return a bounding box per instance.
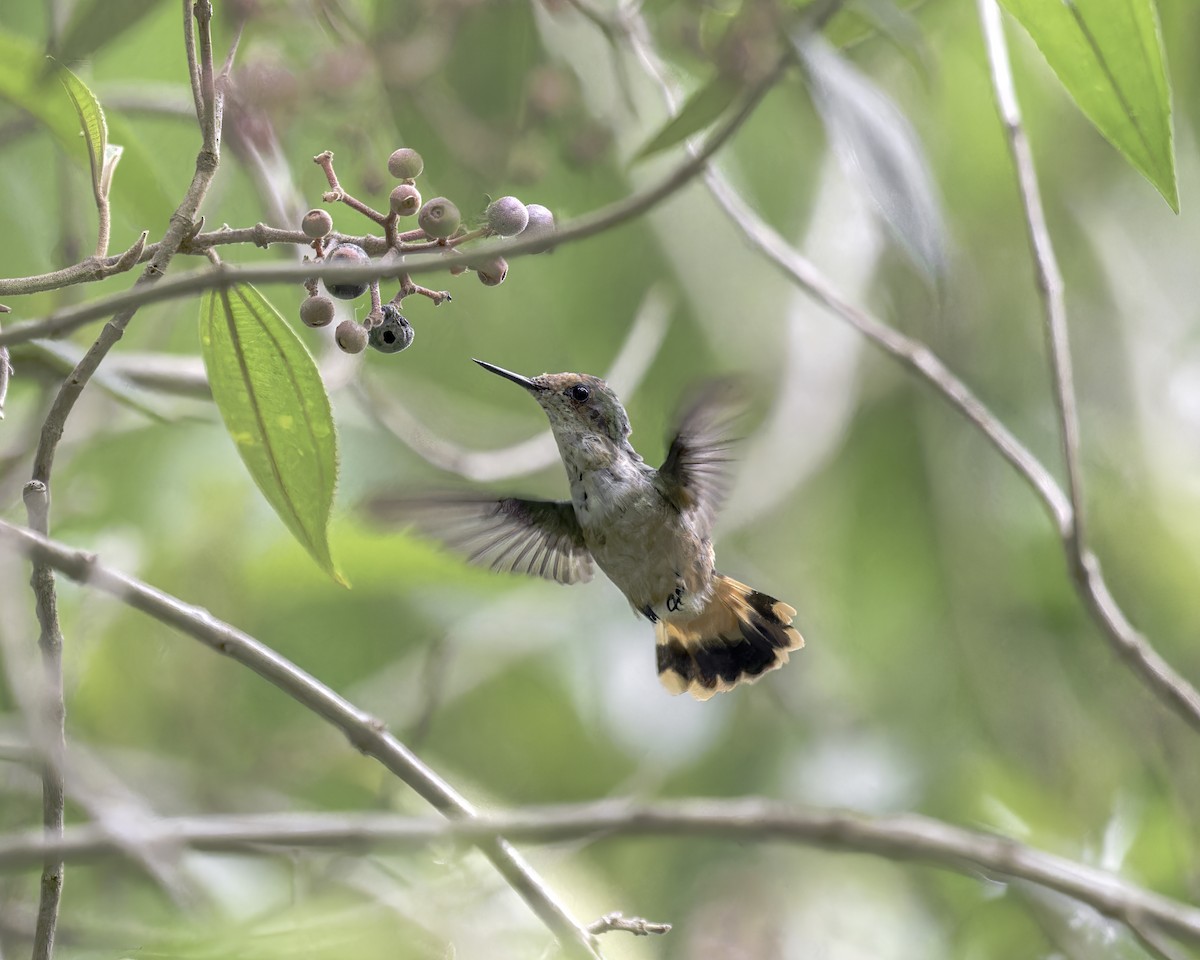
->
[301,208,333,238]
[521,203,555,250]
[334,319,368,354]
[369,305,414,354]
[417,197,461,239]
[387,147,424,180]
[389,183,422,217]
[322,243,370,300]
[475,256,508,287]
[299,295,335,327]
[485,196,528,237]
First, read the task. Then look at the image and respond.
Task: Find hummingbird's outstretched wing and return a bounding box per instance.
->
[368,495,594,585]
[656,380,743,533]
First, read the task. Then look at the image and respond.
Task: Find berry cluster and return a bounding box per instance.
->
[297,147,556,355]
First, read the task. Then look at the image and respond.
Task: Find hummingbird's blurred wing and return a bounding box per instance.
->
[368,495,594,585]
[656,380,743,533]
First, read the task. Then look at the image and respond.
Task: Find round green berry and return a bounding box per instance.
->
[301,208,333,238]
[387,147,424,180]
[299,295,335,327]
[334,319,368,354]
[417,197,461,239]
[369,305,414,354]
[323,243,370,300]
[485,196,528,237]
[389,183,422,217]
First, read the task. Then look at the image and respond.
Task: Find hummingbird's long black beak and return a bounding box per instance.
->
[473,359,542,392]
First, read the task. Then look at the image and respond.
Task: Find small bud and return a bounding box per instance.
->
[521,203,555,250]
[417,197,461,239]
[387,147,424,180]
[485,196,529,237]
[475,256,508,287]
[323,243,370,300]
[389,183,422,217]
[301,208,333,238]
[369,305,415,354]
[334,319,368,354]
[299,295,335,327]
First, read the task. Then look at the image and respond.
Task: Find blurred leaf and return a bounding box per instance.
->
[52,0,162,67]
[199,284,344,585]
[57,62,110,198]
[634,75,741,160]
[997,0,1177,212]
[0,29,172,226]
[794,31,947,280]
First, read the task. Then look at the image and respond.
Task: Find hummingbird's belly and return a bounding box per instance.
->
[582,504,714,621]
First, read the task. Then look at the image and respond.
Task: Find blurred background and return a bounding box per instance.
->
[2,0,1200,957]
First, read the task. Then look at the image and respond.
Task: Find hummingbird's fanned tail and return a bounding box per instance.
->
[655,576,803,701]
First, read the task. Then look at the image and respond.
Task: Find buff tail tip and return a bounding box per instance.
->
[655,576,804,701]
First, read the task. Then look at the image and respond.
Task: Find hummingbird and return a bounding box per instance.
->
[372,360,804,700]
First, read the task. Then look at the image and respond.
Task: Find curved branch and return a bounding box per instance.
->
[0,800,1196,946]
[0,518,603,960]
[0,58,783,351]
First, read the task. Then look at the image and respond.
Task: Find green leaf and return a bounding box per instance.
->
[199,285,345,585]
[58,62,109,198]
[998,0,1177,212]
[634,75,741,161]
[0,29,171,227]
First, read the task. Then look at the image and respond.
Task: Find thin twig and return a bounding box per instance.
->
[587,912,672,937]
[0,799,1197,946]
[0,520,604,959]
[977,0,1200,732]
[977,0,1085,560]
[624,7,1200,735]
[22,7,225,957]
[0,59,781,351]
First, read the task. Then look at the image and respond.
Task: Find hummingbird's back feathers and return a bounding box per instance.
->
[369,494,594,585]
[655,575,803,701]
[656,381,744,533]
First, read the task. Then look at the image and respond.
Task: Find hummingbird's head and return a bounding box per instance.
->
[473,359,631,445]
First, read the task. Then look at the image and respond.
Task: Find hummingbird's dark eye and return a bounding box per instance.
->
[569,384,590,403]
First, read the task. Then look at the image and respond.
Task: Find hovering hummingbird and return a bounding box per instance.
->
[373,360,804,700]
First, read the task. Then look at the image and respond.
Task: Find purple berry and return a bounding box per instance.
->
[390,183,422,217]
[520,203,555,251]
[475,256,508,287]
[485,196,528,237]
[369,305,414,353]
[387,147,424,180]
[323,243,370,300]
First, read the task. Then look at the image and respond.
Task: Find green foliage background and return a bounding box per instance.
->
[2,1,1200,958]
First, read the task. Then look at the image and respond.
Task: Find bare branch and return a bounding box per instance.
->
[0,801,1197,946]
[587,912,672,938]
[0,58,782,351]
[0,519,604,960]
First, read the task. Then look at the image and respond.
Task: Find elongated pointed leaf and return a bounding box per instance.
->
[998,0,1176,212]
[58,63,109,198]
[199,285,345,585]
[635,75,741,161]
[795,32,946,281]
